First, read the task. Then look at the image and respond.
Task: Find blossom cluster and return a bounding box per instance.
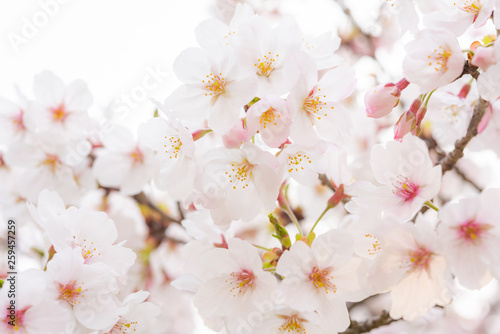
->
[1,0,500,333]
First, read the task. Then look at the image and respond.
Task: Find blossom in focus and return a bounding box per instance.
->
[350,134,441,221]
[165,47,257,134]
[276,230,365,332]
[403,29,464,92]
[437,188,500,289]
[369,216,453,321]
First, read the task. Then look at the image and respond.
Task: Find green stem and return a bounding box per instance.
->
[423,89,436,109]
[252,244,271,251]
[424,200,439,212]
[308,206,331,237]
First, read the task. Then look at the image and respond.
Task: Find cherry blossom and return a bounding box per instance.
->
[438,188,500,289]
[403,29,465,92]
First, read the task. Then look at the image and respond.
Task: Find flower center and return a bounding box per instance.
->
[442,104,463,125]
[74,236,100,263]
[226,159,253,190]
[59,281,84,305]
[287,152,312,173]
[260,107,280,128]
[164,135,183,159]
[255,52,279,77]
[51,104,68,122]
[3,307,29,331]
[277,314,307,334]
[203,72,226,99]
[405,246,433,273]
[129,147,144,165]
[107,320,139,333]
[309,266,336,294]
[302,89,333,124]
[456,220,492,243]
[456,0,482,14]
[226,269,255,297]
[12,109,26,132]
[392,176,419,202]
[365,233,382,256]
[40,154,61,173]
[428,46,452,73]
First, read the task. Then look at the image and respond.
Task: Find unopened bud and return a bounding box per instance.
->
[394,110,420,141]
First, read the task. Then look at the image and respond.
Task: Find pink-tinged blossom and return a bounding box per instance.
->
[276,230,365,332]
[44,248,122,330]
[165,47,257,134]
[246,95,292,148]
[93,125,154,196]
[195,143,281,227]
[0,269,75,334]
[403,29,464,92]
[191,238,277,331]
[369,216,453,321]
[26,71,92,145]
[28,190,136,276]
[351,135,441,221]
[437,188,500,289]
[3,142,86,203]
[0,97,29,145]
[425,0,494,35]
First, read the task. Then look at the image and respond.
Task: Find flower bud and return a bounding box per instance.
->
[394,110,420,141]
[364,83,400,118]
[365,78,409,118]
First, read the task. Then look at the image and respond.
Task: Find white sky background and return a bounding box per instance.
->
[1,0,499,332]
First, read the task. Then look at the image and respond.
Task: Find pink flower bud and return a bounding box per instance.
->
[471,46,497,71]
[394,110,420,141]
[364,83,401,118]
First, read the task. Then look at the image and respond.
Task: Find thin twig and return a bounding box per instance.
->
[340,310,399,334]
[319,174,336,192]
[439,98,489,174]
[132,192,181,225]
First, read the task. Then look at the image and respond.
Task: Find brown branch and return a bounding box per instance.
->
[319,174,336,192]
[340,310,399,334]
[458,61,480,81]
[132,192,180,224]
[439,98,489,174]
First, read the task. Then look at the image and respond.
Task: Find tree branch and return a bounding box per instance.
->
[340,310,398,334]
[319,173,337,192]
[439,98,489,174]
